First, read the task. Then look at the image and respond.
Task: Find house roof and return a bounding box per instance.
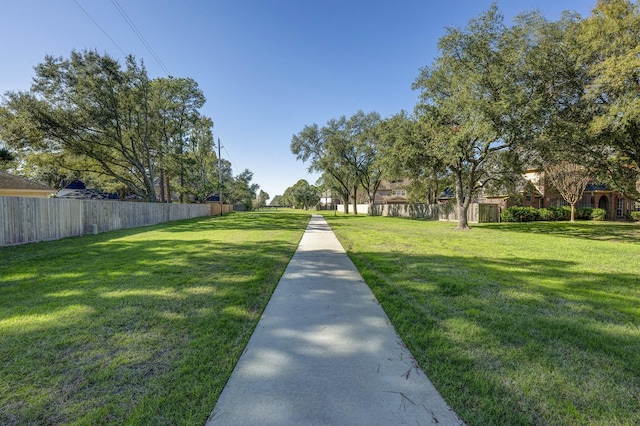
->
[56,188,118,200]
[61,180,86,190]
[585,183,610,191]
[438,188,455,199]
[0,171,53,191]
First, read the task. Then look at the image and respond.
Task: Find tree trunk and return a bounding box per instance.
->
[456,199,470,230]
[454,170,471,230]
[143,172,157,202]
[179,167,184,204]
[352,186,358,215]
[368,196,376,216]
[570,203,576,222]
[159,169,166,203]
[166,175,172,203]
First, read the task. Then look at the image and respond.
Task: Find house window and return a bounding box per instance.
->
[525,190,532,202]
[391,190,406,197]
[634,202,640,212]
[556,199,568,207]
[577,194,590,209]
[617,199,624,217]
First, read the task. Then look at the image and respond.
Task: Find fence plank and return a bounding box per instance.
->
[0,197,211,246]
[375,203,498,223]
[479,204,500,223]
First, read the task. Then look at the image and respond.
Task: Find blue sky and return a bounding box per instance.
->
[1,0,595,200]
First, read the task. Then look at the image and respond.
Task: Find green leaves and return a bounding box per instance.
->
[291,111,383,213]
[282,179,320,209]
[412,5,534,228]
[0,50,221,202]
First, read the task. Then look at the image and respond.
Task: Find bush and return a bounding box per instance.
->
[574,207,605,221]
[591,208,606,221]
[628,211,640,222]
[575,207,593,220]
[547,206,571,221]
[538,208,553,221]
[500,206,540,222]
[500,208,517,222]
[500,206,609,222]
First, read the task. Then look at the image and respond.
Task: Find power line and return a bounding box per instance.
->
[223,146,234,166]
[73,0,126,55]
[109,0,170,75]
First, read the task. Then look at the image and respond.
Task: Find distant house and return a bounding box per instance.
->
[512,169,639,220]
[56,180,118,200]
[374,179,411,204]
[437,187,455,204]
[310,190,334,210]
[0,171,55,198]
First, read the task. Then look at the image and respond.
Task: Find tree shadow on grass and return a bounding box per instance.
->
[480,221,640,244]
[160,211,312,233]
[349,250,640,425]
[0,236,301,425]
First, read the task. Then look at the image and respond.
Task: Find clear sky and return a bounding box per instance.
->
[1,0,595,200]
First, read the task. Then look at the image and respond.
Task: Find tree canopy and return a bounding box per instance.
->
[578,0,640,200]
[412,5,544,229]
[291,110,383,214]
[288,1,640,226]
[281,179,320,210]
[0,49,254,204]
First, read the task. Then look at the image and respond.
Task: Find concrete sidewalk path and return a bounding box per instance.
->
[206,215,464,425]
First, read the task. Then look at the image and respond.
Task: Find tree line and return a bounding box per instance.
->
[288,0,640,229]
[0,50,260,209]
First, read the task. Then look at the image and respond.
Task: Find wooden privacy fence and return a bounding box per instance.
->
[0,196,212,246]
[371,203,500,223]
[209,202,233,216]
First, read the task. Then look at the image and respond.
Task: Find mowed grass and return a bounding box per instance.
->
[0,211,311,425]
[323,215,640,425]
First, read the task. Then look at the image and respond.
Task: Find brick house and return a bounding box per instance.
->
[366,171,639,220]
[373,178,411,204]
[515,169,639,220]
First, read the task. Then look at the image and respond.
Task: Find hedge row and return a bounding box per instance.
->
[500,206,607,222]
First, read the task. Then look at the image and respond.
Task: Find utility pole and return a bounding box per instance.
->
[218,138,223,216]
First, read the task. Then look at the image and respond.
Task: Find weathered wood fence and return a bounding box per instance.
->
[209,202,233,216]
[0,196,212,246]
[369,203,500,223]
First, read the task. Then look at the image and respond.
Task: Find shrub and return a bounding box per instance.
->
[500,208,518,222]
[538,208,553,221]
[575,207,591,220]
[547,206,571,221]
[500,206,540,222]
[574,207,602,220]
[628,211,640,222]
[591,208,606,221]
[500,206,608,222]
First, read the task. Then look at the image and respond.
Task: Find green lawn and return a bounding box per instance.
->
[322,214,640,425]
[3,210,639,425]
[0,211,311,425]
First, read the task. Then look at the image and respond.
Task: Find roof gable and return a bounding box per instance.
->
[0,171,53,191]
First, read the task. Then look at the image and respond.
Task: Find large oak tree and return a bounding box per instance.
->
[413,6,543,229]
[0,50,221,202]
[2,51,161,200]
[291,111,383,214]
[579,0,640,200]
